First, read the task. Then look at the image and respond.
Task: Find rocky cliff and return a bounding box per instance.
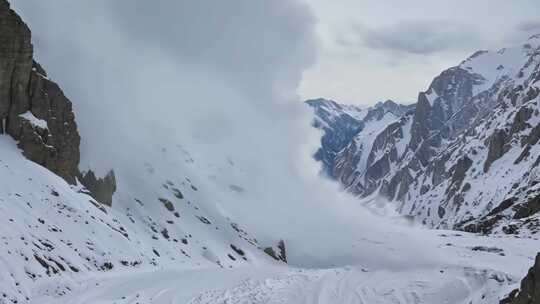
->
[0,0,116,205]
[0,0,80,183]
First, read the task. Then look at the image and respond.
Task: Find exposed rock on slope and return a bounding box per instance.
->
[333,103,414,195]
[78,170,117,206]
[263,239,287,263]
[501,253,540,304]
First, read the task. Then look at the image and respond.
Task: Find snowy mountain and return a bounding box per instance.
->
[1,1,539,303]
[309,34,540,237]
[306,98,413,177]
[305,99,365,176]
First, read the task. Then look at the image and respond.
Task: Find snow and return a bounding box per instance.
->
[309,98,368,127]
[399,88,540,232]
[459,39,540,96]
[1,130,537,303]
[31,230,539,304]
[0,134,272,302]
[19,111,48,129]
[350,111,400,174]
[394,115,412,157]
[425,89,438,106]
[341,104,368,121]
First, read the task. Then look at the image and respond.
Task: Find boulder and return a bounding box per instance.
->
[500,253,540,304]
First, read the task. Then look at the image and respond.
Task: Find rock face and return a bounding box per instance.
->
[333,104,414,196]
[0,0,30,121]
[0,0,115,205]
[0,0,80,183]
[79,170,117,206]
[307,98,412,179]
[309,34,540,236]
[306,99,365,176]
[501,253,540,304]
[263,240,287,263]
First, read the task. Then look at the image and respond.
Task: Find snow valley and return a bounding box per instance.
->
[1,1,539,304]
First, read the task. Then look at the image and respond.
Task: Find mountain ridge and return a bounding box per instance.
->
[309,33,540,236]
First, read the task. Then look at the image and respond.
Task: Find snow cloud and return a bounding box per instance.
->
[13,0,442,268]
[12,0,317,174]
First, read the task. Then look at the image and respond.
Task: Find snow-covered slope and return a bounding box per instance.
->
[0,133,278,302]
[29,226,540,304]
[6,123,537,304]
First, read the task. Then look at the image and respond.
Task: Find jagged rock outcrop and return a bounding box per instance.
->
[364,99,412,122]
[263,240,287,263]
[0,0,31,122]
[501,253,540,304]
[484,129,510,172]
[0,0,115,205]
[79,170,117,206]
[0,0,80,183]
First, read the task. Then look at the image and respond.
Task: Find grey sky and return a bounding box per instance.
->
[299,0,540,105]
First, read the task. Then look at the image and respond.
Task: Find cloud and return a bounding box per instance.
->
[516,21,540,33]
[12,0,444,268]
[341,21,482,55]
[11,0,323,239]
[12,0,318,167]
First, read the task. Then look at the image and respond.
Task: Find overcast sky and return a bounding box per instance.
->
[299,0,540,105]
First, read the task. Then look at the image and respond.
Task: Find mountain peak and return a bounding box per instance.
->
[305,98,341,110]
[375,99,398,108]
[368,99,413,119]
